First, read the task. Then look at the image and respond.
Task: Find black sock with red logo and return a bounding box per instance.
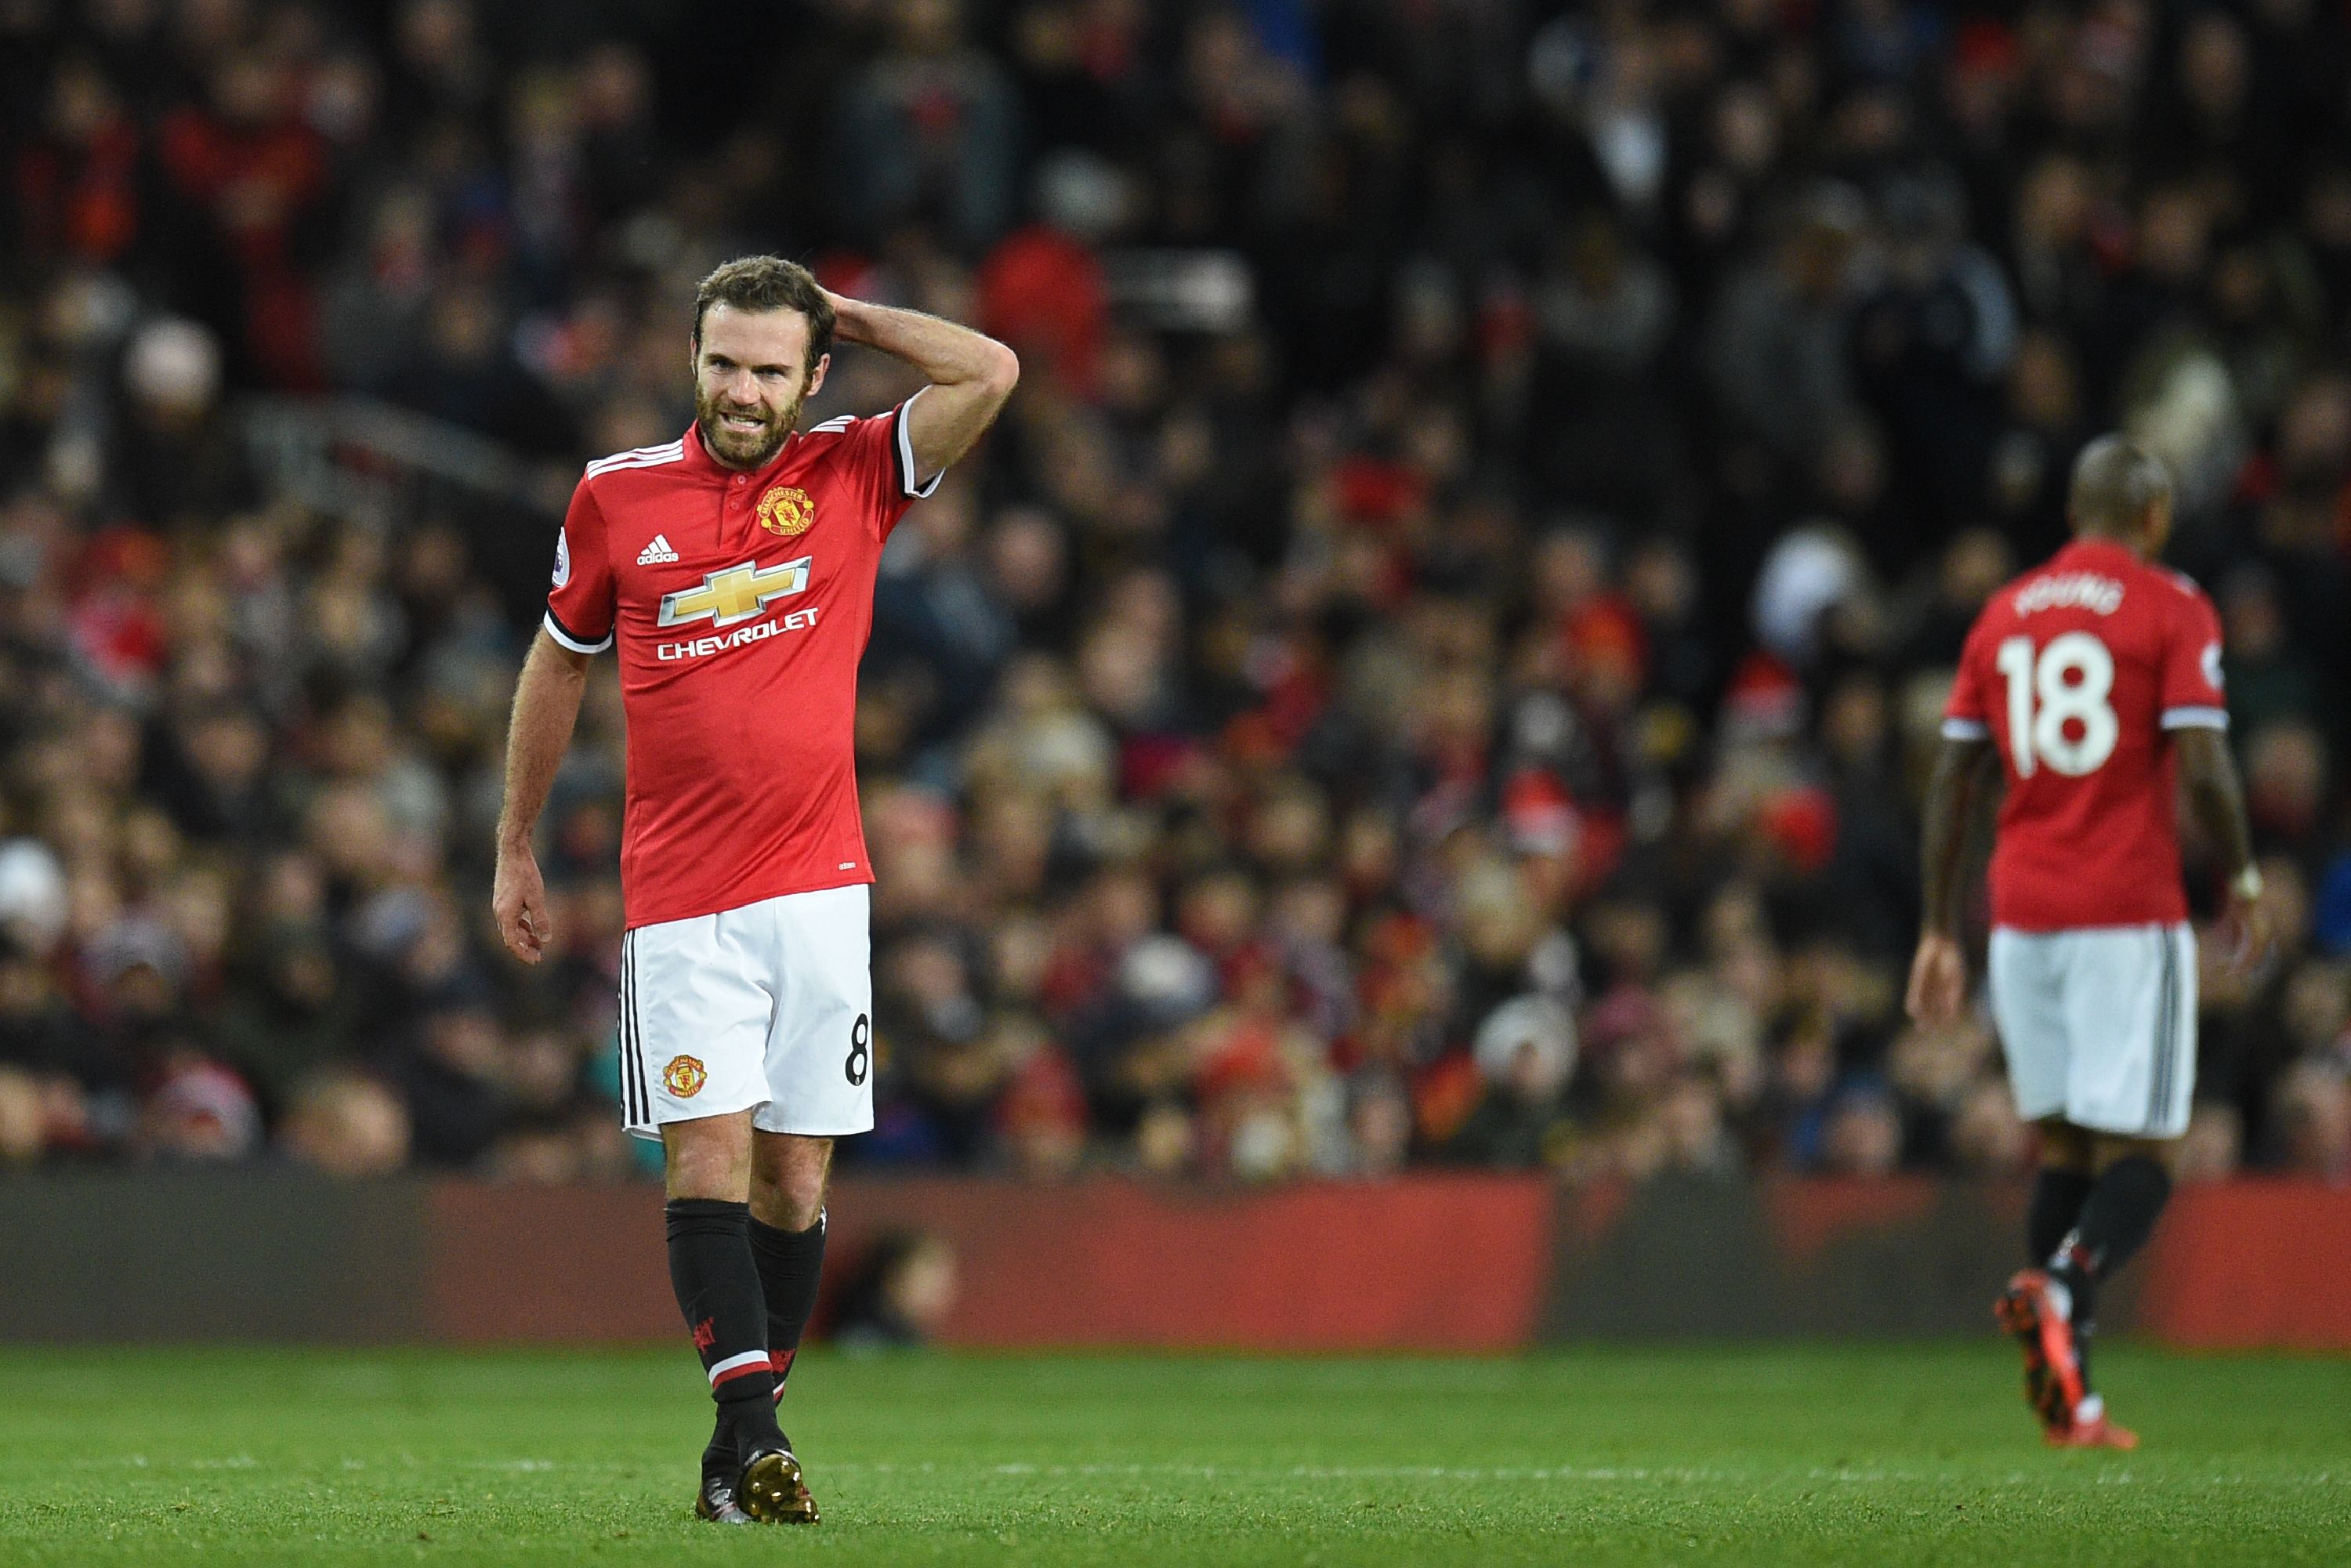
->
[665,1198,784,1462]
[2027,1168,2095,1262]
[2047,1157,2173,1332]
[748,1211,828,1400]
[2030,1166,2099,1389]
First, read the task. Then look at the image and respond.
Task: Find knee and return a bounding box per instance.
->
[752,1175,825,1231]
[751,1139,831,1230]
[664,1117,753,1201]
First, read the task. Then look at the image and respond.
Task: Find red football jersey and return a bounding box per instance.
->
[545,394,941,929]
[1942,538,2227,931]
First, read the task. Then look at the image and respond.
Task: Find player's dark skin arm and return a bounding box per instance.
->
[1905,734,1999,1026]
[822,291,1018,484]
[2175,726,2274,970]
[492,629,592,965]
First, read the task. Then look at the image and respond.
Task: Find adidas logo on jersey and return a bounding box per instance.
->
[637,534,680,565]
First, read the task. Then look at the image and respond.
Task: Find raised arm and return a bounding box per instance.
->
[493,628,592,964]
[824,292,1019,487]
[2174,726,2273,972]
[1906,733,2000,1025]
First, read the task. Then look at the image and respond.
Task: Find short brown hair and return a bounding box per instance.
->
[691,255,835,373]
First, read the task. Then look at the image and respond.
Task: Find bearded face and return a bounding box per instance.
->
[694,375,806,469]
[691,303,828,470]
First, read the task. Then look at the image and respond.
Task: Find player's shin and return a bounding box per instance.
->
[748,1210,826,1401]
[2049,1155,2174,1326]
[665,1198,787,1454]
[2026,1164,2100,1385]
[2027,1167,2095,1262]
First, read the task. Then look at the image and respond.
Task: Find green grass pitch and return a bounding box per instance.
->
[2,1345,2346,1566]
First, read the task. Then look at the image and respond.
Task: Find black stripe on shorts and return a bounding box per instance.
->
[621,931,643,1124]
[2146,927,2178,1135]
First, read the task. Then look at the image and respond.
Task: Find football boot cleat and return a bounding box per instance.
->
[2045,1407,2140,1450]
[735,1444,820,1524]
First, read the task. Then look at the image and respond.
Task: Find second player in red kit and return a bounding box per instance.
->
[1939,502,2228,932]
[1911,437,2270,1453]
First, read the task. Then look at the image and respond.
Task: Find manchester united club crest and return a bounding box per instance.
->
[663,1054,708,1098]
[757,485,815,537]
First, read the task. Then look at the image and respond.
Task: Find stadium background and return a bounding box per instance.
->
[3,0,2351,1354]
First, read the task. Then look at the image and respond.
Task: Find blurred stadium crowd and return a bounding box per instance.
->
[3,0,2349,1185]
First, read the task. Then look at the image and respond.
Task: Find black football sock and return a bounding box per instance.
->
[2048,1156,2174,1328]
[665,1198,785,1457]
[748,1211,827,1400]
[700,1426,735,1487]
[2027,1168,2095,1263]
[2029,1166,2099,1393]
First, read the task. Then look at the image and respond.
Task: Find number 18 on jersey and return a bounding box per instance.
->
[1942,539,2229,932]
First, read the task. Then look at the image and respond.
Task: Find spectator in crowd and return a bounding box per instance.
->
[829,1229,962,1350]
[0,0,2346,1186]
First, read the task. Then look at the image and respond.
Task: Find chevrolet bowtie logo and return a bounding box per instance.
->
[657,556,811,628]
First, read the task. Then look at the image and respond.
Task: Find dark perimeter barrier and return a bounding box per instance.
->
[2,1174,2346,1349]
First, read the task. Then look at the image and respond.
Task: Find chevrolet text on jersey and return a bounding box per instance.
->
[657,606,822,661]
[544,392,943,929]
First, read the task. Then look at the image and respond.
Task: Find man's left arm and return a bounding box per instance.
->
[1908,615,2001,1027]
[825,292,1019,488]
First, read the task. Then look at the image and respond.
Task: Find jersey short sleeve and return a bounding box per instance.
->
[1940,612,1994,742]
[545,479,615,654]
[2157,584,2227,731]
[837,389,947,541]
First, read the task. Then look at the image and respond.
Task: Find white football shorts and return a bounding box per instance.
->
[1987,922,2195,1140]
[617,884,874,1141]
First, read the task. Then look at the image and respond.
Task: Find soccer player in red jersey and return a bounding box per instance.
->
[1909,436,2271,1449]
[490,257,1017,1522]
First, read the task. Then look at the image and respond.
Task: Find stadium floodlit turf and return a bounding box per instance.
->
[1,1345,2346,1566]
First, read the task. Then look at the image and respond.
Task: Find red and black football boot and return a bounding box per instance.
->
[2045,1400,2140,1450]
[1994,1268,2085,1437]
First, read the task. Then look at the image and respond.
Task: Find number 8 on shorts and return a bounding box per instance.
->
[618,883,876,1139]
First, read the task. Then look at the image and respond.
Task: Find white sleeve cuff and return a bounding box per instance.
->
[1940,718,1989,741]
[895,387,945,500]
[543,609,612,654]
[2160,706,2229,730]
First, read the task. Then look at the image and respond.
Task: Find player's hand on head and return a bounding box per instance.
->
[493,848,552,965]
[1904,933,1966,1027]
[817,287,862,337]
